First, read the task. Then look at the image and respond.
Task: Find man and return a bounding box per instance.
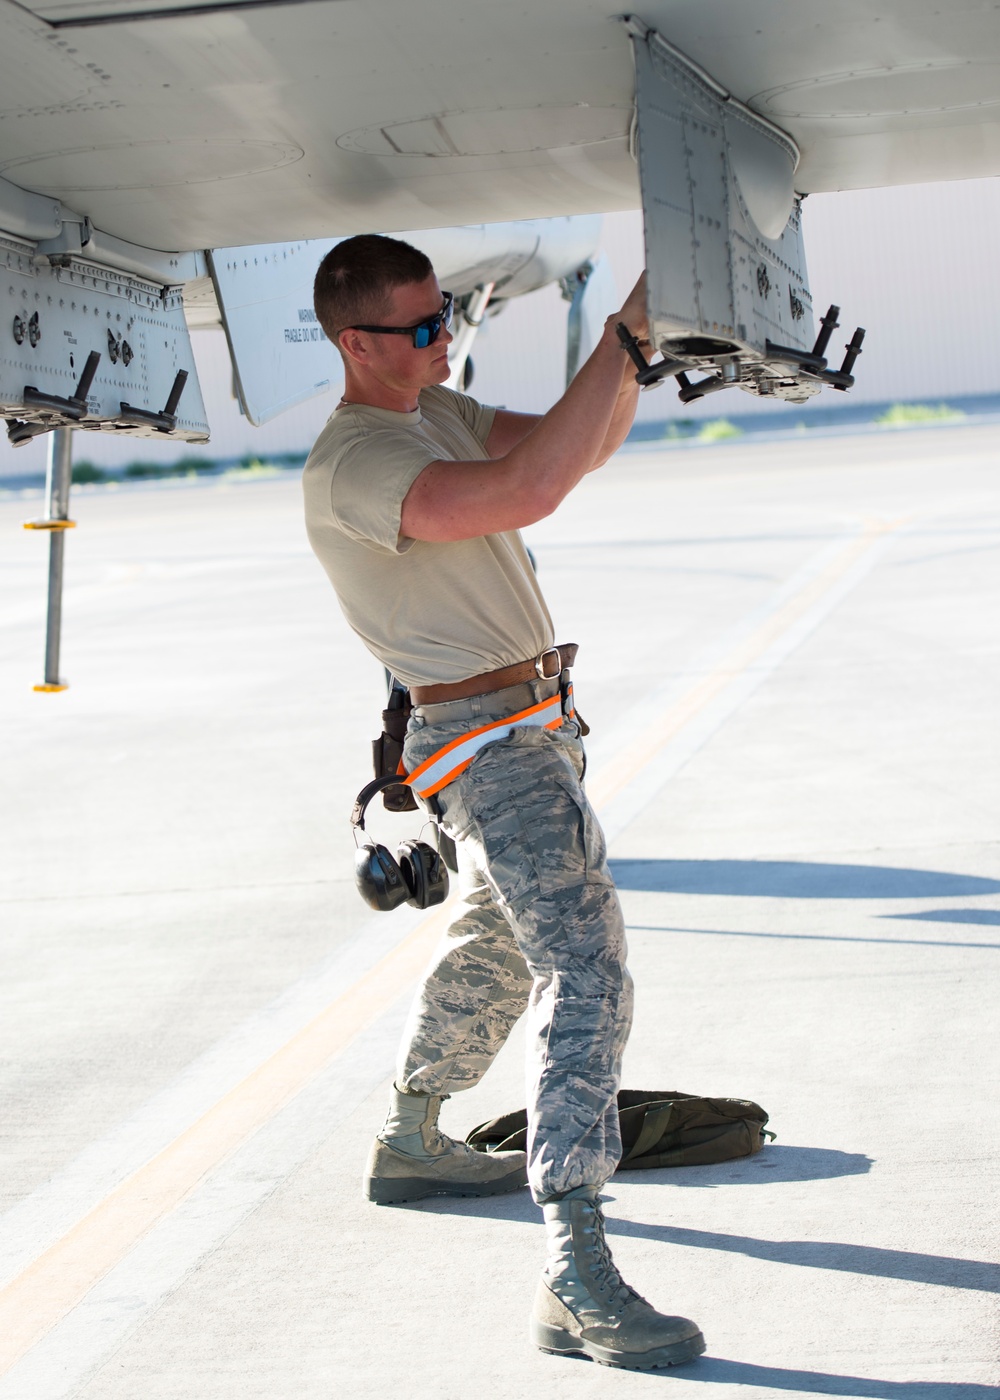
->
[303,234,704,1371]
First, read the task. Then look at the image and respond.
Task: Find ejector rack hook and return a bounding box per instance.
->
[614,322,693,390]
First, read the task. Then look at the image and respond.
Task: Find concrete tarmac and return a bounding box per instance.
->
[1,423,998,1399]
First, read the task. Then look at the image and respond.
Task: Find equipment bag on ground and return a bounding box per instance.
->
[467,1090,774,1169]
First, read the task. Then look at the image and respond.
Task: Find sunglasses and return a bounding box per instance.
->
[349,291,454,349]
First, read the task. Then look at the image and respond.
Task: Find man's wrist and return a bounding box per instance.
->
[604,315,650,342]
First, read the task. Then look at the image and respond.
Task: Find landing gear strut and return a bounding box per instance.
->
[23,426,75,692]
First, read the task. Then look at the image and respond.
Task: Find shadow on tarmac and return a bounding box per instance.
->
[628,923,1000,951]
[881,908,1000,927]
[419,1170,1000,1295]
[616,1145,873,1188]
[656,1358,999,1397]
[607,1220,1000,1294]
[417,1146,870,1221]
[609,859,1000,900]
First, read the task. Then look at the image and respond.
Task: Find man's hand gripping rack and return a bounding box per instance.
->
[616,308,865,404]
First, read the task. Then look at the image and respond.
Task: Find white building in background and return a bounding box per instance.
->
[4,179,1000,480]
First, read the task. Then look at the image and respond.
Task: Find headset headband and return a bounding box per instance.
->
[351,775,410,831]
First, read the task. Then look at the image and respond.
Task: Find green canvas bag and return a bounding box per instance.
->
[466,1090,774,1169]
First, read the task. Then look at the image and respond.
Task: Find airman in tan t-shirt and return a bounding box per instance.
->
[302,384,554,686]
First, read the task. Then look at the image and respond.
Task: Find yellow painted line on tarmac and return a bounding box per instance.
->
[0,898,454,1374]
[584,518,899,812]
[0,516,901,1375]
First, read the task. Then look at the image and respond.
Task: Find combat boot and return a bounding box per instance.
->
[364,1084,527,1205]
[531,1187,705,1369]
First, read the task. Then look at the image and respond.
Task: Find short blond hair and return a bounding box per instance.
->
[314,235,433,346]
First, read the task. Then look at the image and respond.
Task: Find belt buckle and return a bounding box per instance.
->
[535,647,561,680]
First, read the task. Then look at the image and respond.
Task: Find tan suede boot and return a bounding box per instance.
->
[531,1189,705,1369]
[364,1085,527,1205]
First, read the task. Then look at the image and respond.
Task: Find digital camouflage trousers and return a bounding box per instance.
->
[398,678,634,1203]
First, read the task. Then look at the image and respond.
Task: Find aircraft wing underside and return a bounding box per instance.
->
[1,0,999,254]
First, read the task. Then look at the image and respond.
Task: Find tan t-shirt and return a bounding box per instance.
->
[302,384,554,686]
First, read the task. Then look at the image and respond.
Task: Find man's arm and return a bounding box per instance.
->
[485,340,639,470]
[401,275,647,543]
[590,349,641,471]
[484,409,541,459]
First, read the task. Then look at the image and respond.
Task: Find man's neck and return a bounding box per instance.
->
[340,370,422,414]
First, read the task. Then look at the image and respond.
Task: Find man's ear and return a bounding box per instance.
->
[337,328,370,366]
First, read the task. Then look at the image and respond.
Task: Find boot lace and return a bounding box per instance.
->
[585,1200,645,1315]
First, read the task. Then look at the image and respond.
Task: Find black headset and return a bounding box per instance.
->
[350,776,450,912]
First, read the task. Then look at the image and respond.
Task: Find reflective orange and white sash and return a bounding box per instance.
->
[404,693,564,800]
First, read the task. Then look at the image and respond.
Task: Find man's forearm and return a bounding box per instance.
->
[400,283,650,543]
[502,321,638,507]
[590,355,641,470]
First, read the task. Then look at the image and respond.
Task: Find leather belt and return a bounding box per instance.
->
[410,643,578,707]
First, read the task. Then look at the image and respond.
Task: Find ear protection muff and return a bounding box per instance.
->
[396,838,449,910]
[353,839,411,912]
[351,776,451,912]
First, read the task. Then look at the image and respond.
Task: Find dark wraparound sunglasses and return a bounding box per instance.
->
[348,292,454,349]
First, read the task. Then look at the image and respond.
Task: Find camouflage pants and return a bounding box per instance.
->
[398,677,633,1203]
